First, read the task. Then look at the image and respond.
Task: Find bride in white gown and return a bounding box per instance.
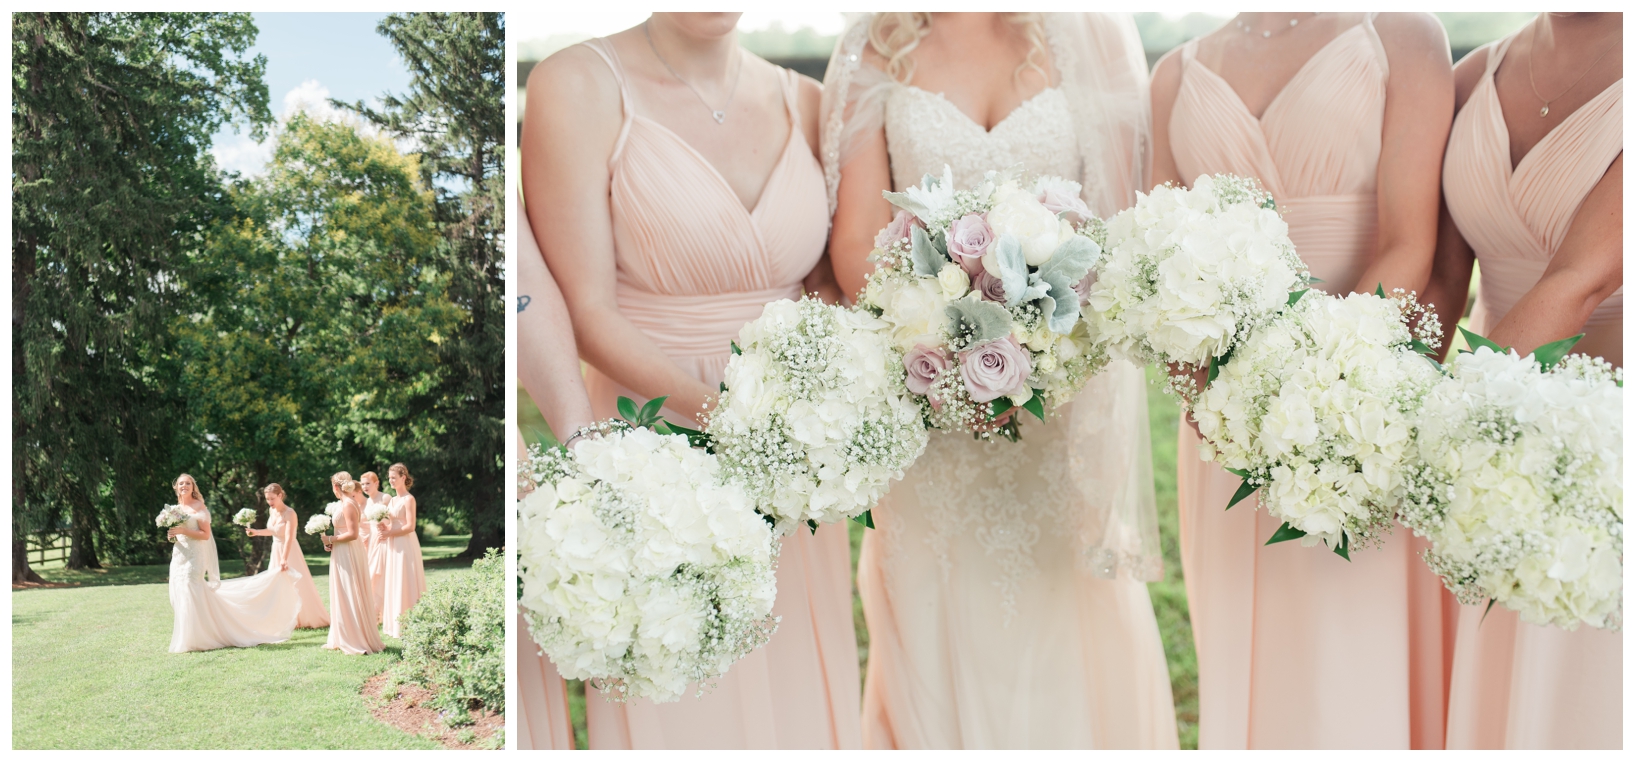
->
[823,13,1177,748]
[167,474,302,653]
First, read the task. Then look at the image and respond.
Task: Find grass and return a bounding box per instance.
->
[12,535,474,749]
[523,380,1201,749]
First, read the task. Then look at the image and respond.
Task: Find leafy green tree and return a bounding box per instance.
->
[341,12,505,558]
[174,113,461,572]
[11,12,270,580]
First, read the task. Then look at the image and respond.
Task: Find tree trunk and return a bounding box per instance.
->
[13,537,46,585]
[243,462,270,575]
[66,492,102,570]
[460,465,502,560]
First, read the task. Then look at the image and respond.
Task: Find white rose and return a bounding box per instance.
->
[987,186,1070,266]
[886,277,950,349]
[937,263,971,300]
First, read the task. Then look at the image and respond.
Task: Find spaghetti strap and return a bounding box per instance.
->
[1362,13,1389,79]
[582,38,636,166]
[1484,32,1514,80]
[1180,38,1199,65]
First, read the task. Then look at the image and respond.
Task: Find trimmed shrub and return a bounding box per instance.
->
[393,548,504,715]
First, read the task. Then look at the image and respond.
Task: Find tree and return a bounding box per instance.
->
[12,12,270,581]
[175,113,460,573]
[341,12,505,558]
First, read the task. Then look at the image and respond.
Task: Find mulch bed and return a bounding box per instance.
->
[362,673,503,750]
[11,580,74,590]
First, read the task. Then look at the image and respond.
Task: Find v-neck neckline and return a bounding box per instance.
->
[1483,48,1623,176]
[903,84,1061,136]
[631,103,798,220]
[1191,23,1366,123]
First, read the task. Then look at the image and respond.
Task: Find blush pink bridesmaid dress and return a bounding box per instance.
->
[269,505,329,629]
[322,499,385,655]
[1439,31,1622,750]
[380,493,426,638]
[1167,18,1451,749]
[364,492,389,619]
[574,38,861,750]
[519,614,576,749]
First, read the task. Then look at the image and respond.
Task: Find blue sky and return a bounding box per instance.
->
[212,12,412,175]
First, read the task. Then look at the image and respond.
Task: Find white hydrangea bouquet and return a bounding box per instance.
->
[364,504,390,523]
[1087,174,1309,395]
[156,504,190,542]
[303,513,332,536]
[517,418,779,703]
[323,501,341,517]
[1400,334,1623,630]
[702,297,928,532]
[232,508,257,527]
[1190,289,1444,556]
[858,167,1109,440]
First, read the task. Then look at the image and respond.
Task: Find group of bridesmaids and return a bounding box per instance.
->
[166,464,428,659]
[517,11,1620,750]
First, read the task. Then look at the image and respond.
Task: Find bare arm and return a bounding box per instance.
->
[1486,152,1622,356]
[791,74,844,305]
[169,514,211,541]
[1148,49,1186,190]
[522,45,716,420]
[827,120,894,302]
[277,512,294,570]
[329,509,359,544]
[1349,13,1455,296]
[516,198,595,437]
[1421,46,1491,359]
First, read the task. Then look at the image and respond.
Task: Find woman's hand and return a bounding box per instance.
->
[167,526,186,540]
[321,534,334,553]
[373,522,386,542]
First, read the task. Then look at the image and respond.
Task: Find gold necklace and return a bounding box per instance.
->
[644,19,742,124]
[1527,22,1619,118]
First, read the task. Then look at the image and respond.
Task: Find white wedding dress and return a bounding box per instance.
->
[168,507,302,653]
[822,14,1178,749]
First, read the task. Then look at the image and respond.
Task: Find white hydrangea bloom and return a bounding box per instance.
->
[1088,174,1308,371]
[1400,347,1623,630]
[517,428,779,703]
[1192,291,1442,552]
[708,298,929,531]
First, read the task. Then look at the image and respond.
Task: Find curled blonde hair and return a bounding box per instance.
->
[340,480,362,495]
[868,12,1050,87]
[331,471,352,487]
[174,473,203,502]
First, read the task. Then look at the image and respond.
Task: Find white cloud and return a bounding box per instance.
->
[212,79,388,176]
[211,132,274,176]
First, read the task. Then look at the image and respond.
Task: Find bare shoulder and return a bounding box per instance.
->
[796,71,823,137]
[1451,44,1491,111]
[527,42,621,116]
[1149,47,1185,104]
[1374,12,1450,53]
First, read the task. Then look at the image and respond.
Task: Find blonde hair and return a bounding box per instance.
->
[340,480,362,495]
[389,463,414,490]
[868,12,1050,86]
[263,483,286,498]
[330,471,352,486]
[174,473,203,502]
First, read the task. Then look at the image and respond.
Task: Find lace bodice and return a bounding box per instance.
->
[170,508,218,584]
[884,85,1082,191]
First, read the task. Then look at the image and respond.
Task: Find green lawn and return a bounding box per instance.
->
[13,534,473,749]
[523,372,1202,749]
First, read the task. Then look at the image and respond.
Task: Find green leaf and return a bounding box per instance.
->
[730,341,742,356]
[1226,478,1258,510]
[1332,531,1351,561]
[639,396,668,425]
[1408,338,1437,357]
[1530,334,1583,370]
[1480,598,1498,625]
[851,509,875,530]
[1264,522,1308,545]
[945,299,1013,345]
[989,398,1014,420]
[719,381,728,394]
[616,396,638,423]
[1458,326,1504,355]
[1022,393,1046,422]
[806,519,819,535]
[1374,283,1386,298]
[1305,274,1325,285]
[1286,289,1308,306]
[909,225,943,277]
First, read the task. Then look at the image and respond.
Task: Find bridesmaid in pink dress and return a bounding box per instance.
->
[516,200,592,750]
[523,12,859,749]
[380,463,426,639]
[360,471,389,618]
[1423,12,1622,749]
[245,483,329,629]
[1150,13,1456,748]
[322,474,384,655]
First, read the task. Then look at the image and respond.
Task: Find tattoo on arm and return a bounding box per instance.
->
[517,294,531,313]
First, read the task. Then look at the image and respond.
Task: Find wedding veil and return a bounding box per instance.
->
[817,12,1164,582]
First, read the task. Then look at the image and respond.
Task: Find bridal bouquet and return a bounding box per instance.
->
[706,296,927,531]
[304,513,333,536]
[364,504,390,523]
[858,168,1109,438]
[232,508,257,527]
[156,504,190,541]
[1087,174,1308,395]
[517,425,779,703]
[1190,290,1444,555]
[1400,339,1623,630]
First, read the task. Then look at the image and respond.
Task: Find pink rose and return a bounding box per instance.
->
[1039,187,1093,223]
[875,210,919,249]
[973,270,1007,303]
[958,335,1033,403]
[946,213,994,275]
[1070,270,1097,305]
[903,344,950,396]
